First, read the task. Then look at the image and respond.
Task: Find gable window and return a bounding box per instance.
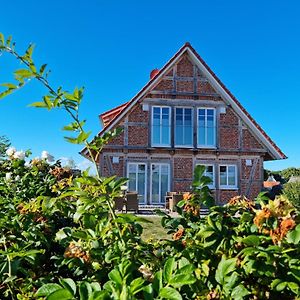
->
[219,165,237,189]
[198,164,215,189]
[175,108,193,146]
[197,108,216,147]
[151,106,171,146]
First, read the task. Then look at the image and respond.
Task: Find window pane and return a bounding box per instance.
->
[137,173,145,203]
[198,126,205,145]
[152,126,160,144]
[220,166,227,186]
[128,173,136,192]
[176,126,183,145]
[128,164,136,173]
[228,166,236,186]
[162,107,169,115]
[138,164,145,172]
[207,127,214,145]
[162,126,170,144]
[160,173,169,203]
[184,125,193,145]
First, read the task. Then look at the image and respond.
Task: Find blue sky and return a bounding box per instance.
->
[0,0,299,171]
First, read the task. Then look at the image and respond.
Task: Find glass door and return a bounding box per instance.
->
[127,163,147,204]
[150,163,170,204]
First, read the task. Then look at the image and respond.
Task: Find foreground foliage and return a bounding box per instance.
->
[1,32,300,299]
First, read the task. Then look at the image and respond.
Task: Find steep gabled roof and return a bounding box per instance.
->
[81,43,286,160]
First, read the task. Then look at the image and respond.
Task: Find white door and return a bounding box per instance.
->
[127,163,147,204]
[150,163,170,204]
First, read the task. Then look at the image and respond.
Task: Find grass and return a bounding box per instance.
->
[139,216,171,241]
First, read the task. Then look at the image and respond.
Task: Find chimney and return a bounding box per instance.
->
[150,69,160,80]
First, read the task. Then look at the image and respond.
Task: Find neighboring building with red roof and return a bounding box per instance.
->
[82,43,286,205]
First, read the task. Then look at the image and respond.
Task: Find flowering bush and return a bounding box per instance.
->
[1,32,300,299]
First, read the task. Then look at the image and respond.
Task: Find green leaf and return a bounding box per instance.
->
[79,282,93,300]
[14,68,33,78]
[286,224,300,244]
[0,83,17,89]
[231,284,251,299]
[40,64,47,75]
[108,269,123,287]
[159,287,182,300]
[242,235,260,246]
[153,270,163,293]
[129,277,145,295]
[0,33,4,44]
[276,282,287,292]
[35,283,62,297]
[169,274,196,287]
[60,278,76,295]
[77,131,91,143]
[0,89,14,99]
[215,256,237,285]
[29,101,48,108]
[47,288,74,300]
[163,258,175,283]
[64,136,80,144]
[43,96,52,110]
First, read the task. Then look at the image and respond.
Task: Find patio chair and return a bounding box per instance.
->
[169,194,183,212]
[114,196,126,212]
[165,192,177,210]
[126,192,139,213]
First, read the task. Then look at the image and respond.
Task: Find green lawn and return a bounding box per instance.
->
[139,216,171,241]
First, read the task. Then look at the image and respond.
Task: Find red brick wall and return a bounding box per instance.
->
[104,127,124,146]
[176,81,194,93]
[242,129,264,150]
[219,190,239,203]
[176,55,194,77]
[173,157,193,179]
[219,107,239,126]
[128,105,148,123]
[128,126,148,146]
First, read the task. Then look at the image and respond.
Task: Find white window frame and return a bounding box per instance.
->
[219,164,238,189]
[197,164,215,189]
[150,163,170,204]
[151,106,171,147]
[175,107,193,147]
[197,107,216,148]
[127,163,147,204]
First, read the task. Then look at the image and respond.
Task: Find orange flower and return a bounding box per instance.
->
[254,208,272,229]
[173,228,184,241]
[280,218,295,239]
[183,192,192,201]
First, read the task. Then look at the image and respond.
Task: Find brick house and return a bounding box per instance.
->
[82,43,286,205]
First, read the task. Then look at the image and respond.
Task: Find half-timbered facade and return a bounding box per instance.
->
[82,43,286,205]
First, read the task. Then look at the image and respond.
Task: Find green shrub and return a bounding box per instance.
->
[284,181,300,208]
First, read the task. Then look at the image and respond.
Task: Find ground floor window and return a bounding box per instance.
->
[127,163,147,204]
[198,164,215,189]
[219,165,237,189]
[150,163,170,204]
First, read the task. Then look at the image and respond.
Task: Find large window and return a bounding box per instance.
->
[219,165,237,189]
[197,108,216,147]
[175,108,193,146]
[152,106,171,146]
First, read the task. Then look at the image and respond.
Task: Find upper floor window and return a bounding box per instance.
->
[219,165,237,189]
[197,108,216,148]
[152,106,171,146]
[175,108,193,146]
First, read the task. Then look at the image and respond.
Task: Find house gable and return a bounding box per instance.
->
[82,43,285,161]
